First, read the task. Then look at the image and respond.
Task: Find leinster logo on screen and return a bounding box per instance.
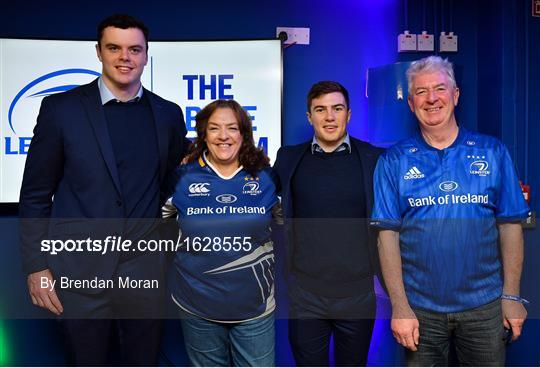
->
[7,69,100,137]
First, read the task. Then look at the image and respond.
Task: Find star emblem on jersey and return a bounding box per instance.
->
[244,176,260,181]
[404,166,425,180]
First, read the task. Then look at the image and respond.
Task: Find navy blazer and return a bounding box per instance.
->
[19,79,188,288]
[273,136,385,286]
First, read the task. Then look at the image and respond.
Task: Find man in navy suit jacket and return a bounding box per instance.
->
[19,14,188,365]
[273,81,383,366]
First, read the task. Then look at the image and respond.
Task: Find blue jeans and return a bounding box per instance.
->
[179,309,275,367]
[407,299,505,366]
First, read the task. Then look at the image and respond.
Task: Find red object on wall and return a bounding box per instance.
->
[520,181,531,203]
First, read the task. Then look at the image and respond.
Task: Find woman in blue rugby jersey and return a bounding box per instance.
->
[165,99,278,367]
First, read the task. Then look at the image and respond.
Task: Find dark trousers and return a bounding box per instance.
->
[406,299,505,367]
[288,282,376,366]
[62,319,162,366]
[58,251,166,366]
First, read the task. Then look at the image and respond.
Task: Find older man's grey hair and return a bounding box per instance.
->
[406,56,457,95]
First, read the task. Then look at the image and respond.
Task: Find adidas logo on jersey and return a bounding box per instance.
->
[404,166,425,180]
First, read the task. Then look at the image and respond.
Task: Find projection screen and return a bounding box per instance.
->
[0,39,282,203]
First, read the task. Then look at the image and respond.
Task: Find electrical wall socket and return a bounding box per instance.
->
[533,0,540,17]
[398,30,417,52]
[276,27,310,45]
[417,31,434,51]
[440,32,458,52]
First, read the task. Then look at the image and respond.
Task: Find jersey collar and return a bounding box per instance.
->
[414,126,467,152]
[201,152,244,180]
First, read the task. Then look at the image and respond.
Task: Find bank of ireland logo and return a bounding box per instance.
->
[216,194,237,204]
[8,69,100,135]
[439,181,459,192]
[188,182,210,197]
[467,155,490,176]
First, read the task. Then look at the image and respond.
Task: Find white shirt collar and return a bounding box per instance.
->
[98,77,143,105]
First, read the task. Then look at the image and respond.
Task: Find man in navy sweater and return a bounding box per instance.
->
[19,14,188,365]
[273,81,384,366]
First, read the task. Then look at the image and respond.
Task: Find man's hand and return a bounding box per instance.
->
[378,229,420,351]
[502,299,527,341]
[27,269,63,316]
[391,305,420,351]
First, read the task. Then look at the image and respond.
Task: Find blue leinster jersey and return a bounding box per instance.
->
[170,155,278,322]
[372,128,529,312]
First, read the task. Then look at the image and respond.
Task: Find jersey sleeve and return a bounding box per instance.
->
[371,154,402,230]
[495,145,530,221]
